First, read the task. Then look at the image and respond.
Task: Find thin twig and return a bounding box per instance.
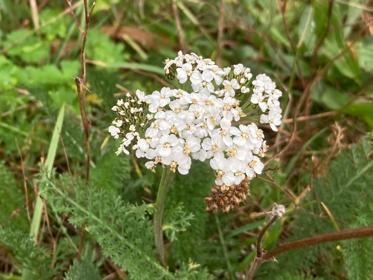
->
[256,216,277,257]
[15,140,31,221]
[282,111,337,124]
[246,215,279,279]
[172,0,186,52]
[64,0,84,33]
[216,0,225,65]
[64,0,95,261]
[69,0,95,182]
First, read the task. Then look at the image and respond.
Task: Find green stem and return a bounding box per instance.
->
[215,214,235,279]
[154,166,173,265]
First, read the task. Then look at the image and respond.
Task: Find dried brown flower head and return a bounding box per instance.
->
[205,179,249,212]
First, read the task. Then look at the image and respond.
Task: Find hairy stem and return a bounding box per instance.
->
[154,167,173,266]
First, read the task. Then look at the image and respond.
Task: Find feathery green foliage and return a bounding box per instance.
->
[64,250,101,280]
[342,213,373,279]
[91,148,131,193]
[164,203,194,242]
[168,162,214,265]
[0,161,28,231]
[260,133,373,278]
[0,227,52,280]
[46,177,174,279]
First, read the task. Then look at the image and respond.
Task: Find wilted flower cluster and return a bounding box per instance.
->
[109,52,282,187]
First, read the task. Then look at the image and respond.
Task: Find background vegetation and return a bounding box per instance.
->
[0,0,372,279]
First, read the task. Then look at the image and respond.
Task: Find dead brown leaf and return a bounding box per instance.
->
[101,26,170,49]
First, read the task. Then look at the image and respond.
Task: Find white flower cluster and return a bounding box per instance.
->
[270,203,286,218]
[251,74,282,131]
[108,92,149,155]
[109,52,282,186]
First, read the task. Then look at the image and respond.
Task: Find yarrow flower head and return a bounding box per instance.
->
[109,51,283,198]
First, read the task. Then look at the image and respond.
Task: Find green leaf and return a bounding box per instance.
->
[227,220,264,239]
[4,29,50,64]
[164,203,194,242]
[312,1,361,82]
[169,162,215,264]
[312,82,349,110]
[39,9,69,41]
[91,149,131,193]
[86,29,129,64]
[312,0,329,38]
[0,161,28,231]
[343,103,373,128]
[343,229,373,280]
[261,133,373,277]
[312,81,373,127]
[357,37,373,73]
[322,38,361,83]
[0,227,52,280]
[47,177,174,280]
[30,104,65,241]
[64,249,101,280]
[297,5,315,52]
[0,55,20,90]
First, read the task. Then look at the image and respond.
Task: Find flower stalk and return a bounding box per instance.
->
[154,166,173,265]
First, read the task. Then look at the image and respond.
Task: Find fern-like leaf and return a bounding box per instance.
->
[46,176,175,280]
[0,227,52,280]
[261,133,373,278]
[64,249,101,280]
[0,161,28,231]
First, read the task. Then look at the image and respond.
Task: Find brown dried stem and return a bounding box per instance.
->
[216,0,225,65]
[172,0,186,52]
[65,0,95,182]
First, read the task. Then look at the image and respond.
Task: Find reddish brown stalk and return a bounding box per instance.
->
[216,0,225,66]
[266,227,373,259]
[246,215,279,279]
[64,0,95,260]
[16,141,31,221]
[65,0,95,182]
[246,227,373,279]
[172,0,186,52]
[256,216,278,258]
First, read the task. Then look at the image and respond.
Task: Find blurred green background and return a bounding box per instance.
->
[0,0,372,279]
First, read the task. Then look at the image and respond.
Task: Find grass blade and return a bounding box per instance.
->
[29,104,66,241]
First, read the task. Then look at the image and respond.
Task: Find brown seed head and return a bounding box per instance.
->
[205,179,249,213]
